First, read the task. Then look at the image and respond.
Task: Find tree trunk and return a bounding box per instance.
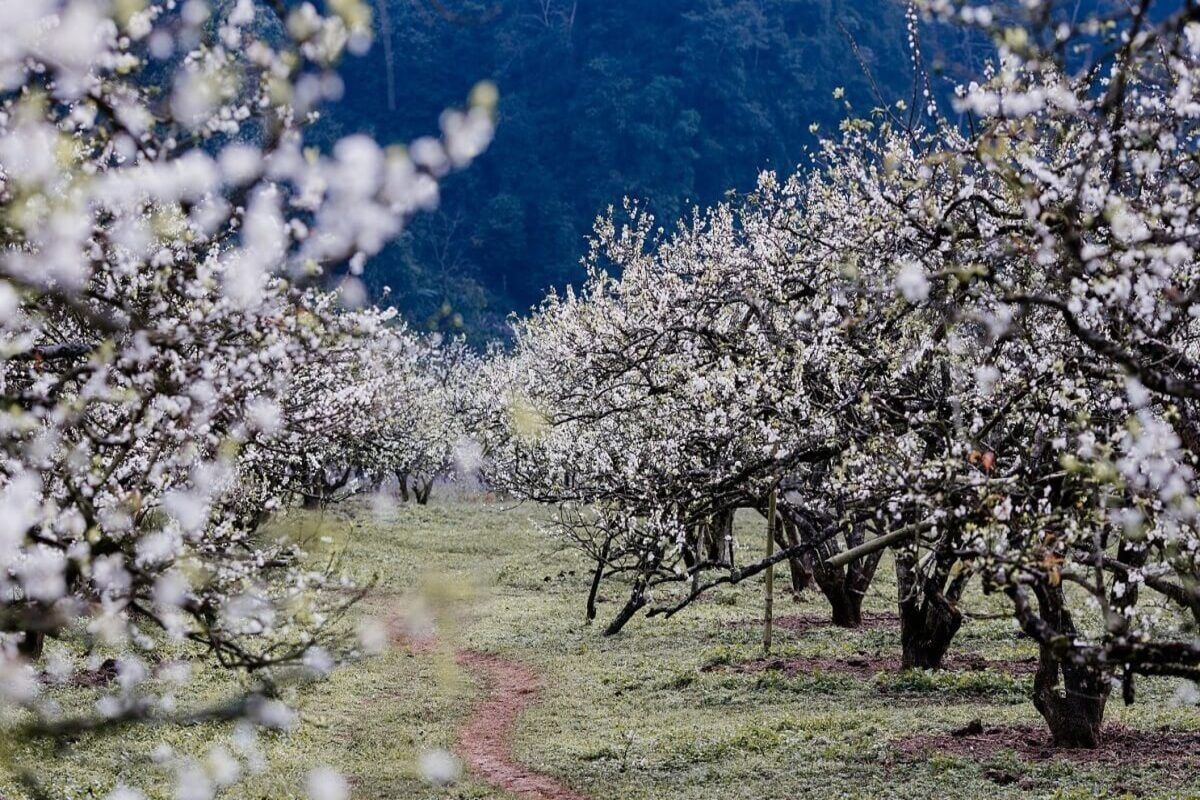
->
[898,586,961,669]
[701,511,736,566]
[785,511,880,628]
[809,545,865,626]
[1034,652,1108,748]
[18,630,44,660]
[604,551,655,635]
[1031,583,1108,748]
[586,540,611,623]
[717,510,735,566]
[396,471,410,502]
[680,530,698,571]
[821,582,863,627]
[775,519,812,596]
[763,490,776,654]
[896,556,963,670]
[415,478,433,505]
[603,589,646,636]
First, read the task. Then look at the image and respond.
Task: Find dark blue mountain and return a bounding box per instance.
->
[323,0,957,340]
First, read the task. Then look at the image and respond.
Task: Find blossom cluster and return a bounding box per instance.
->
[0,0,492,794]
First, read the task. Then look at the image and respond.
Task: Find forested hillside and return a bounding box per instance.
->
[322,0,932,340]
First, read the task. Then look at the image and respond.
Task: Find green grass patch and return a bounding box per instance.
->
[874,668,1032,701]
[5,501,1198,800]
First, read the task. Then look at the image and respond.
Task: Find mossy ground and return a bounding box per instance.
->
[7,498,1200,800]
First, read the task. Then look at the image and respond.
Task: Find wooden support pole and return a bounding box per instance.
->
[824,519,935,568]
[764,490,777,655]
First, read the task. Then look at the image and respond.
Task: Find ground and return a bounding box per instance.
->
[6,498,1200,800]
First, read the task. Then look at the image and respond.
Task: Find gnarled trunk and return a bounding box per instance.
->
[812,524,880,628]
[782,509,880,628]
[821,581,863,627]
[898,586,961,669]
[895,550,966,670]
[1031,583,1109,748]
[1034,651,1107,748]
[809,556,876,627]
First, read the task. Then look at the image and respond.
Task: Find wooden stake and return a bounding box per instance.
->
[764,489,777,655]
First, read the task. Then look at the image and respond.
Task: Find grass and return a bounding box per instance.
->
[6,498,1200,800]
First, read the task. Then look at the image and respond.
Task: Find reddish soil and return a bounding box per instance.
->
[386,613,437,655]
[389,616,587,799]
[40,655,178,688]
[455,651,588,800]
[39,658,118,688]
[895,722,1200,767]
[706,651,1038,678]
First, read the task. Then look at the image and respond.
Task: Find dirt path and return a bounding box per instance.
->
[455,650,588,800]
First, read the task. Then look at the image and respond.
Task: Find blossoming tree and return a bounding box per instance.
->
[483,0,1200,749]
[0,0,492,793]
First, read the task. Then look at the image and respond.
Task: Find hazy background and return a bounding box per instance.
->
[318,0,983,342]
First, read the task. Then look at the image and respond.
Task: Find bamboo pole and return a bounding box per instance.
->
[764,490,777,655]
[824,519,935,568]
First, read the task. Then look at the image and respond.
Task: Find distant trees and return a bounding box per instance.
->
[368,334,482,504]
[483,0,1200,750]
[236,302,475,509]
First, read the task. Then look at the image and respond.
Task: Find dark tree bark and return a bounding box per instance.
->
[716,510,735,566]
[774,518,813,596]
[811,561,858,626]
[802,519,880,628]
[603,544,663,635]
[603,588,646,636]
[680,531,698,571]
[17,630,44,660]
[396,471,410,502]
[586,539,611,623]
[1030,583,1109,748]
[415,478,433,505]
[896,557,964,670]
[894,543,970,670]
[701,516,718,563]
